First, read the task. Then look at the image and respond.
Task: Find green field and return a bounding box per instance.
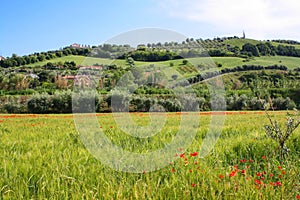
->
[27,55,300,70]
[223,38,261,48]
[188,56,300,70]
[223,38,300,50]
[0,112,299,199]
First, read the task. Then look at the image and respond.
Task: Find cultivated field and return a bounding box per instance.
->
[0,112,299,199]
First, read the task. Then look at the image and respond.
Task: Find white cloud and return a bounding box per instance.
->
[156,0,300,39]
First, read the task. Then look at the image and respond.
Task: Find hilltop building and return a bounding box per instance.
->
[242,31,246,39]
[70,43,81,48]
[0,56,5,61]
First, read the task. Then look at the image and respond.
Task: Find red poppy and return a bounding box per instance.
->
[219,174,224,179]
[180,153,185,158]
[262,156,267,159]
[254,179,262,185]
[281,170,286,175]
[296,195,300,199]
[272,181,282,186]
[256,172,262,177]
[190,152,198,157]
[171,168,176,173]
[249,159,254,163]
[230,171,237,177]
[191,183,196,187]
[269,173,274,177]
[241,170,246,175]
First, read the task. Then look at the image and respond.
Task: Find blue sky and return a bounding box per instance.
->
[1,0,300,57]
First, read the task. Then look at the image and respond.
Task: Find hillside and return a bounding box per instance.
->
[1,36,300,113]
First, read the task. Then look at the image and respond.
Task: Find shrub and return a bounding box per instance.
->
[27,93,51,113]
[52,90,72,113]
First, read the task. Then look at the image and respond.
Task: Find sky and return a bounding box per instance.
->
[1,0,300,57]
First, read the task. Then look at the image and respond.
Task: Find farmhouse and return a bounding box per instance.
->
[25,73,39,79]
[70,43,81,48]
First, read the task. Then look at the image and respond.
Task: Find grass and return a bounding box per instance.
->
[25,54,300,72]
[223,38,300,50]
[223,38,261,48]
[188,56,300,70]
[0,112,299,199]
[25,56,129,67]
[271,42,300,50]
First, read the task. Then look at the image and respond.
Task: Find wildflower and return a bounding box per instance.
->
[171,168,176,173]
[269,173,274,178]
[262,156,267,159]
[230,171,237,177]
[191,183,196,187]
[110,126,113,129]
[278,166,282,170]
[249,159,254,163]
[272,181,282,186]
[256,172,262,177]
[240,159,247,163]
[296,195,300,199]
[254,179,262,185]
[180,153,185,158]
[241,169,246,175]
[281,170,286,175]
[219,174,224,179]
[189,169,193,173]
[190,152,198,157]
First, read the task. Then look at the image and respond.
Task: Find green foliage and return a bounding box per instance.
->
[242,43,260,57]
[264,109,300,159]
[52,90,72,113]
[3,97,26,113]
[27,93,51,114]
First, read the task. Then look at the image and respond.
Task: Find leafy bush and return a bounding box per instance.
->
[4,98,26,113]
[27,93,51,113]
[52,90,72,113]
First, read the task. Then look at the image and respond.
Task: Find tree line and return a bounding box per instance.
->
[1,90,297,114]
